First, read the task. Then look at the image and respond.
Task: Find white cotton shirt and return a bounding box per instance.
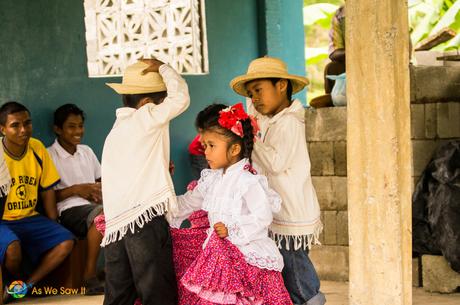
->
[247,99,322,250]
[167,158,285,272]
[47,139,101,215]
[101,64,190,246]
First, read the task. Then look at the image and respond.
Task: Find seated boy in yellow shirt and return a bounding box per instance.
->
[0,101,74,300]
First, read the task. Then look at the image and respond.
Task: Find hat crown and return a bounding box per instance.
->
[122,61,164,87]
[246,57,288,75]
[106,60,167,94]
[229,56,309,97]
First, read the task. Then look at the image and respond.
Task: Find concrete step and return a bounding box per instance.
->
[422,255,460,293]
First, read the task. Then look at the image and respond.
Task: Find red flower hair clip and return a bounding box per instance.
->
[218,103,260,141]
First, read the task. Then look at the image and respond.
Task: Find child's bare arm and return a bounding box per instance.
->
[41,189,58,221]
[56,183,102,204]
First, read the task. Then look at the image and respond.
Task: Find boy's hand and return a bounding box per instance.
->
[213,222,228,238]
[75,183,102,204]
[169,161,175,176]
[140,58,165,74]
[90,182,103,204]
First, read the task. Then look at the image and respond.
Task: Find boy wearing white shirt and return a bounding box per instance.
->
[47,103,104,294]
[102,59,189,305]
[230,57,325,305]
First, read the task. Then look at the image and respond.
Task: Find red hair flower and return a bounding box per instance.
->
[218,103,248,137]
[218,103,261,141]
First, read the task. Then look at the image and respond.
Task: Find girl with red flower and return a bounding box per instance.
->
[167,103,292,305]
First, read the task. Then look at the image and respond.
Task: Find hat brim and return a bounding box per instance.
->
[106,83,167,95]
[230,73,309,97]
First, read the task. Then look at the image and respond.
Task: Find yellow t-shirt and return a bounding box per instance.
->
[2,138,60,221]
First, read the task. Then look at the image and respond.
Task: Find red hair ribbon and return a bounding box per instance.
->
[243,163,258,175]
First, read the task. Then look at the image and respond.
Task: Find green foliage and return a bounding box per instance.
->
[409,0,460,50]
[303,0,459,104]
[306,51,329,65]
[304,0,343,6]
[303,1,342,103]
[303,3,338,28]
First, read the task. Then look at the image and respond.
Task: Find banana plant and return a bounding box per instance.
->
[409,0,460,50]
[303,3,339,66]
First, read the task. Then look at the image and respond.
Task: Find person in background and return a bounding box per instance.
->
[47,103,104,295]
[0,101,74,302]
[188,134,208,181]
[325,4,346,94]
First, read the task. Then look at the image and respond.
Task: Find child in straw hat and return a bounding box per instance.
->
[230,57,326,305]
[102,58,190,305]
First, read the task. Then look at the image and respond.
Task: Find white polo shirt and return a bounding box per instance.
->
[48,139,101,215]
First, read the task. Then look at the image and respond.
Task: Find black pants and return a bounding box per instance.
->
[103,215,178,305]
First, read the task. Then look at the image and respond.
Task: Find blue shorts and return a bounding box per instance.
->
[0,215,75,264]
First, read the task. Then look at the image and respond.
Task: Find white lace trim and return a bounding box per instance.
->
[195,169,218,196]
[245,252,283,272]
[227,224,284,272]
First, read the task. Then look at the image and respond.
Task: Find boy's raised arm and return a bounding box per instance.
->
[138,59,190,128]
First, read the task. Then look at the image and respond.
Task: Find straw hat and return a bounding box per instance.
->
[230,57,309,97]
[106,61,166,94]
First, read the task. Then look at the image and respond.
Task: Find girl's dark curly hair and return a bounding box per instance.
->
[195,104,254,165]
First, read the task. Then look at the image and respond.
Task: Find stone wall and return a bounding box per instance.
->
[306,66,460,281]
[306,107,349,281]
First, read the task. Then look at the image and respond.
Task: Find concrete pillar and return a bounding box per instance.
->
[346,1,412,305]
[257,0,307,104]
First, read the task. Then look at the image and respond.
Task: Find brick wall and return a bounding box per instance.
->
[305,107,349,281]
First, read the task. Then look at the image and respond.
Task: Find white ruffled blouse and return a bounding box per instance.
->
[167,158,284,272]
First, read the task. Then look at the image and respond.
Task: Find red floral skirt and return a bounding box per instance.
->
[178,231,292,305]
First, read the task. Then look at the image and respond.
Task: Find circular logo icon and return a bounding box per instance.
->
[16,185,27,200]
[8,280,28,298]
